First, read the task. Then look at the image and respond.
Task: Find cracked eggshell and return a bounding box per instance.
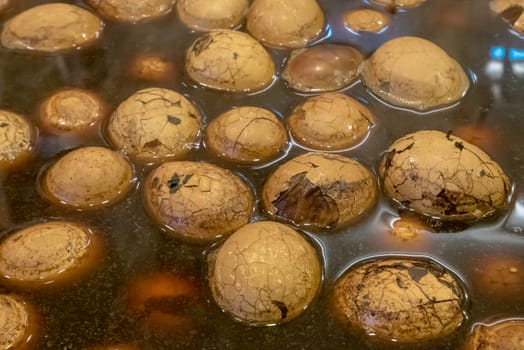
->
[107,88,202,163]
[176,0,249,31]
[204,106,288,164]
[40,146,135,210]
[0,110,34,170]
[333,258,466,342]
[86,0,175,23]
[262,152,377,229]
[1,4,104,52]
[287,93,374,151]
[39,88,107,134]
[185,30,275,92]
[360,36,470,111]
[0,295,39,350]
[142,161,253,243]
[465,318,524,350]
[209,221,322,326]
[246,0,325,48]
[0,221,104,289]
[282,44,363,93]
[379,130,511,221]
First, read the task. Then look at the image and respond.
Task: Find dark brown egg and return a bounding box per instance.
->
[282,44,363,93]
[333,258,467,342]
[125,272,200,334]
[1,3,104,52]
[262,152,377,229]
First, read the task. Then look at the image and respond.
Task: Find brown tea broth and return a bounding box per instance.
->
[0,0,523,349]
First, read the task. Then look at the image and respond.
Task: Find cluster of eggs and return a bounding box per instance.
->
[0,0,522,349]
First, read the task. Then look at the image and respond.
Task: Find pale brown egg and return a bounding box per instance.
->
[0,221,104,289]
[107,88,202,163]
[39,88,107,134]
[1,4,104,52]
[39,146,135,210]
[209,221,322,325]
[142,161,253,243]
[0,295,39,350]
[287,93,374,151]
[204,106,288,164]
[262,152,377,229]
[185,30,275,92]
[360,36,470,111]
[343,9,389,33]
[0,110,34,170]
[246,0,325,48]
[176,0,249,31]
[333,258,466,342]
[86,0,175,23]
[465,318,524,350]
[371,0,427,9]
[379,130,511,221]
[282,44,363,92]
[127,53,176,83]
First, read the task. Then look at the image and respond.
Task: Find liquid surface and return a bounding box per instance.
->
[0,0,523,349]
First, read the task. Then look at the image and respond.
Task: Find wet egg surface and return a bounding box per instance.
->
[0,0,523,349]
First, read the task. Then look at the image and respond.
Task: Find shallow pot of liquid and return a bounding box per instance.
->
[0,0,523,349]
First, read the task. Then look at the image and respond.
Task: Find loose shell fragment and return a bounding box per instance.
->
[379,130,511,221]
